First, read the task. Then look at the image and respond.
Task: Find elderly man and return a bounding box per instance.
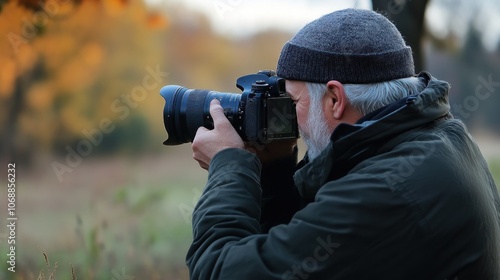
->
[187,8,500,280]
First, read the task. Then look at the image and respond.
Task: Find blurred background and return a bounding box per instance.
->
[0,0,498,279]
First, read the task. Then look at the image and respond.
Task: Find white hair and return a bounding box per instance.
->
[302,77,425,159]
[301,83,331,160]
[306,77,426,116]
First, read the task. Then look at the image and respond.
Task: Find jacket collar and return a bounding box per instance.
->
[293,72,451,201]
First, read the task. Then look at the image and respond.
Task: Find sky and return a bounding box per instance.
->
[145,0,500,52]
[147,0,371,37]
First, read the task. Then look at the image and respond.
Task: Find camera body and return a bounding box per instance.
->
[160,70,298,145]
[229,70,299,142]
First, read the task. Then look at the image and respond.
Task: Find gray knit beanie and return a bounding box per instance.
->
[276,8,415,84]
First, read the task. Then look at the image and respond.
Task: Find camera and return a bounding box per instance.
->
[160,70,299,145]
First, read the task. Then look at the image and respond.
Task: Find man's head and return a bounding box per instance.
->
[277,9,421,159]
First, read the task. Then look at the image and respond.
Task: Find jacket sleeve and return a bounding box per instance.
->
[186,148,411,280]
[259,146,302,233]
[186,148,264,279]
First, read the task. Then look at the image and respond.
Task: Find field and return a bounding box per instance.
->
[1,138,499,280]
[1,145,206,279]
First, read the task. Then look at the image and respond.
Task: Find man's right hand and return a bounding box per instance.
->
[192,99,245,170]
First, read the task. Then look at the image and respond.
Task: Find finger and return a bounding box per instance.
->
[199,162,209,170]
[193,152,209,170]
[196,126,209,134]
[209,99,230,128]
[192,144,209,167]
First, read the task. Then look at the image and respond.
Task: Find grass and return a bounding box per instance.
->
[1,181,196,279]
[35,247,77,280]
[488,158,500,191]
[1,149,203,280]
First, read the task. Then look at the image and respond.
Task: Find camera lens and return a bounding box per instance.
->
[160,85,242,145]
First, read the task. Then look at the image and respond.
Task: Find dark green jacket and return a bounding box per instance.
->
[186,73,500,279]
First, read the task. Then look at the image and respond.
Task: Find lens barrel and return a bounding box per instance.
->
[160,85,242,145]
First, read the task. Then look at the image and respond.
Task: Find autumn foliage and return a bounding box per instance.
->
[0,0,291,164]
[0,0,170,162]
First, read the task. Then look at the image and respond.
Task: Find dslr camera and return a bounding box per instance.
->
[160,70,299,145]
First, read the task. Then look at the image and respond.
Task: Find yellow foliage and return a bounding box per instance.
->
[15,45,38,74]
[148,12,168,29]
[0,58,16,97]
[0,0,171,155]
[0,0,292,157]
[82,42,104,67]
[26,82,54,111]
[35,35,77,70]
[103,0,129,16]
[60,99,93,135]
[56,42,105,91]
[0,1,32,56]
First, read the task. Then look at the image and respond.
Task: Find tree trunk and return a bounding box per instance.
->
[372,0,429,73]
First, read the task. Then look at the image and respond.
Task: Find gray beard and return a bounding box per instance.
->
[300,108,332,160]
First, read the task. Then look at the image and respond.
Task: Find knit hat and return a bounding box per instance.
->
[276,8,415,84]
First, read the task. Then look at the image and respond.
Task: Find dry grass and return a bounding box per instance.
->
[2,148,200,279]
[37,247,60,280]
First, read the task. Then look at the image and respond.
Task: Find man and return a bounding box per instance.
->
[187,8,500,279]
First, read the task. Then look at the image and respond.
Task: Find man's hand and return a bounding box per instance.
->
[192,99,244,170]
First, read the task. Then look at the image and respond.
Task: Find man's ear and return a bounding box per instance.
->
[324,80,347,120]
